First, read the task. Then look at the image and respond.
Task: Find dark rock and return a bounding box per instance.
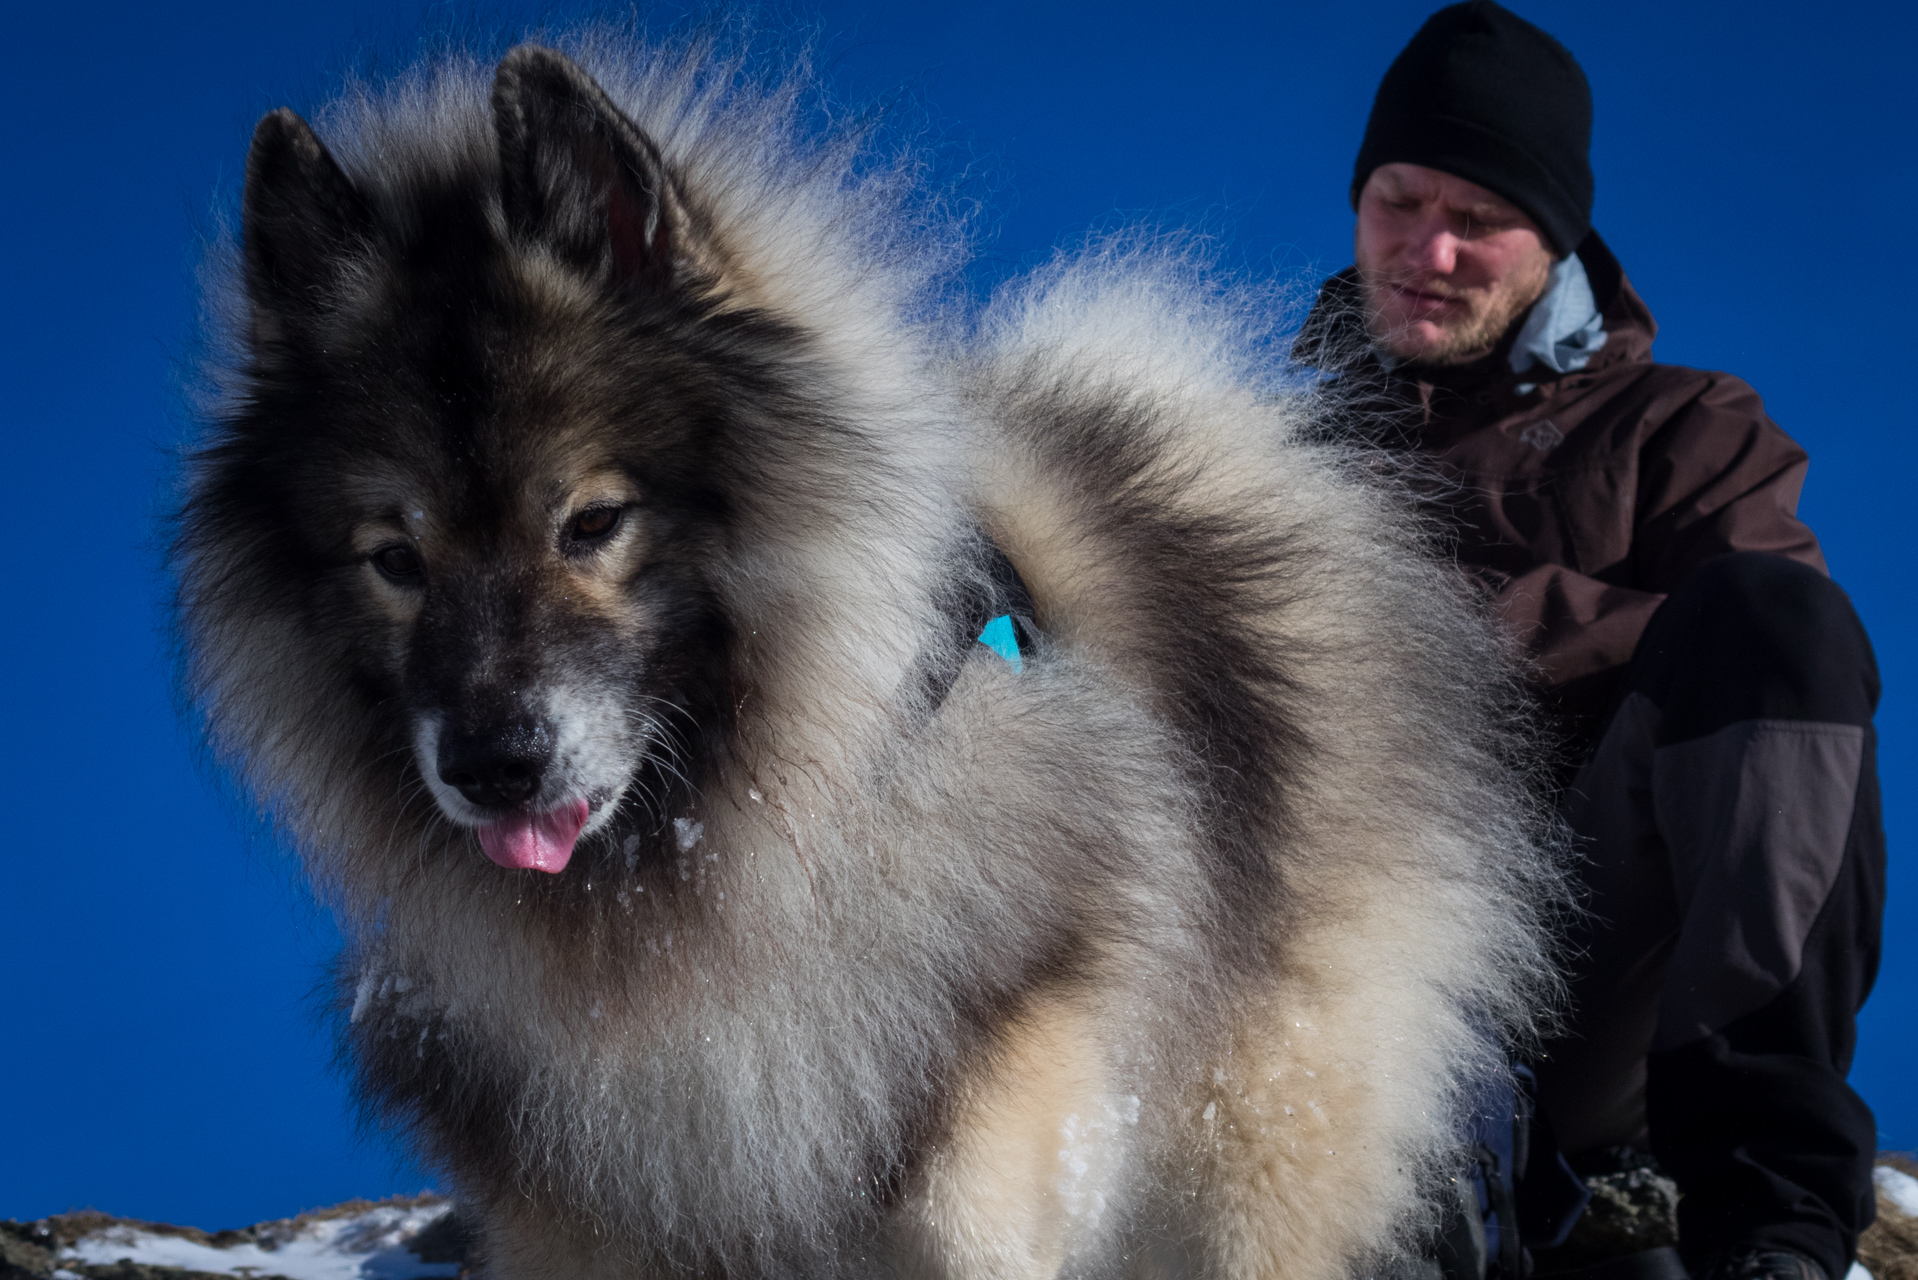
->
[0,1220,57,1279]
[407,1210,471,1265]
[1575,1166,1683,1255]
[60,1265,248,1280]
[1533,1163,1681,1275]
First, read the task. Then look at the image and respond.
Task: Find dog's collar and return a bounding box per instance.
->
[918,540,1038,712]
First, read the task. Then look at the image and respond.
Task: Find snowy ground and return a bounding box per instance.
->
[1863,1161,1918,1280]
[1879,1164,1918,1218]
[2,1167,1913,1279]
[0,1196,462,1279]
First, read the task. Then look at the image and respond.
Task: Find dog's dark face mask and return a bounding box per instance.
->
[219,48,758,875]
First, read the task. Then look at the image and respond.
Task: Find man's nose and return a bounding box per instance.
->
[1407,226,1461,275]
[1403,213,1457,276]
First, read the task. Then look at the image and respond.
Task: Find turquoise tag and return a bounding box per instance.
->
[976,614,1023,673]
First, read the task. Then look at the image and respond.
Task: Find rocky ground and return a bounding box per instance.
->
[1529,1155,1918,1280]
[0,1197,466,1280]
[3,1159,1914,1280]
[1861,1156,1918,1280]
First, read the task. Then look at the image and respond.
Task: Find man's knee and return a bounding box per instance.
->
[1631,553,1878,739]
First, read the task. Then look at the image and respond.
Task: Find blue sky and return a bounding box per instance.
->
[2,0,1910,1229]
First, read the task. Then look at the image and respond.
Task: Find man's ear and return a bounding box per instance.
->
[492,45,685,297]
[242,108,371,320]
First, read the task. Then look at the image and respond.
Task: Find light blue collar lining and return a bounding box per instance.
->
[1510,252,1608,381]
[977,614,1023,673]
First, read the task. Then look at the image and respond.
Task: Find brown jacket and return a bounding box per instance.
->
[1298,234,1826,742]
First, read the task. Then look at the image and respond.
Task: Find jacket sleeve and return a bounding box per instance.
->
[1490,374,1826,690]
[1483,566,1664,688]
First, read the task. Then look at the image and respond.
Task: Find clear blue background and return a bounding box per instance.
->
[2,0,1910,1228]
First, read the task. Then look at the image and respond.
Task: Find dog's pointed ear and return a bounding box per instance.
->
[493,46,684,297]
[243,108,371,321]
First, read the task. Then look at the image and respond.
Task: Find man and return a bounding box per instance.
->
[1294,7,1886,1280]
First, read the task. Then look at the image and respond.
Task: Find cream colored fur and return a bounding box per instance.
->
[949,252,1559,1279]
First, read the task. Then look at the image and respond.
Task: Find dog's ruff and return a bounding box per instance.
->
[175,33,1561,1280]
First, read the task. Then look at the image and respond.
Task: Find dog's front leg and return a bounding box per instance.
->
[886,995,1148,1279]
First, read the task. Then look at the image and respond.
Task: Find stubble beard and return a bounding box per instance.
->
[1359,255,1553,367]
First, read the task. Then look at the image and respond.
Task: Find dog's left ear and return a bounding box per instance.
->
[493,46,686,297]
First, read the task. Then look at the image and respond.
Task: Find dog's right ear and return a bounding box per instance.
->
[242,109,371,327]
[492,46,686,297]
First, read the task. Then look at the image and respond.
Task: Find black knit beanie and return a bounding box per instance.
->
[1352,1,1593,255]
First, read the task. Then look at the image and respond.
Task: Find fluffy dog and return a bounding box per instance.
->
[175,35,1560,1280]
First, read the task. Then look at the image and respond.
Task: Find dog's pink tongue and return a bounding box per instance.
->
[478,800,591,873]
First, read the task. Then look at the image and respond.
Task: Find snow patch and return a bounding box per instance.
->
[1877,1164,1918,1217]
[1054,1093,1142,1227]
[61,1202,459,1280]
[350,971,377,1024]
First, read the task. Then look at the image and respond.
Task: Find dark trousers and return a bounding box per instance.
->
[1532,553,1885,1280]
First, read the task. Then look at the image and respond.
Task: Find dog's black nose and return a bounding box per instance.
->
[437,723,552,809]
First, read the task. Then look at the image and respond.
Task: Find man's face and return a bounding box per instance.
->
[1354,163,1556,366]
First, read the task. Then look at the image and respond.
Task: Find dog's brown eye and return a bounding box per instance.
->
[372,544,423,582]
[565,506,624,546]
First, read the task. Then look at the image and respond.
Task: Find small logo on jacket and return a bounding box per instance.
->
[1520,420,1565,452]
